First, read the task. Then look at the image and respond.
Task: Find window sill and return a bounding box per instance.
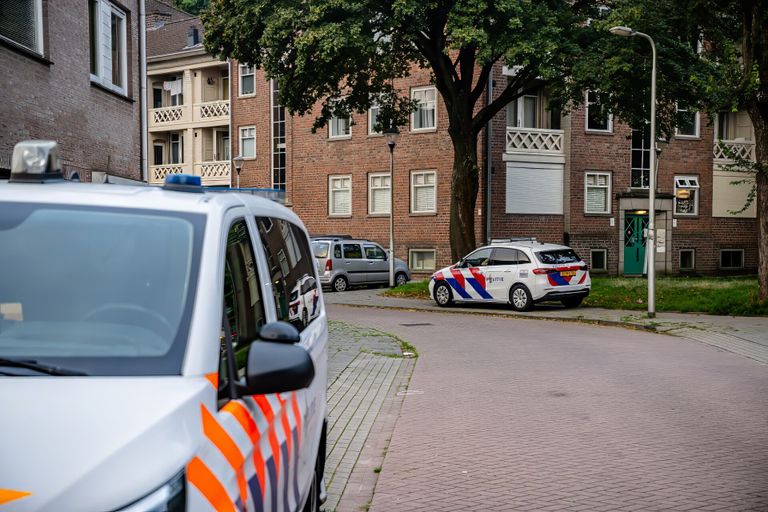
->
[367,213,390,218]
[367,133,384,138]
[90,81,134,103]
[328,136,352,141]
[0,36,51,66]
[675,134,700,140]
[674,213,699,218]
[410,211,437,217]
[238,93,256,98]
[584,129,614,135]
[328,214,352,218]
[584,212,612,217]
[410,128,437,134]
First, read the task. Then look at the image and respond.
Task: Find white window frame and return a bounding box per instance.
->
[411,86,437,132]
[89,0,128,95]
[409,249,437,271]
[368,172,391,215]
[679,249,695,271]
[328,111,352,140]
[674,175,700,216]
[585,90,613,133]
[590,249,607,272]
[410,170,437,214]
[328,175,352,216]
[238,64,255,97]
[720,249,744,270]
[170,133,182,164]
[368,102,382,135]
[0,0,44,54]
[675,106,700,138]
[584,171,611,214]
[239,125,256,159]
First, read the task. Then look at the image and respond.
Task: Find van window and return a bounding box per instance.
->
[364,245,386,260]
[536,249,580,265]
[312,241,329,258]
[256,217,319,332]
[343,244,363,259]
[334,244,342,258]
[490,248,519,266]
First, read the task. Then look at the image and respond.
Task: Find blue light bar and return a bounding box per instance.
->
[163,174,203,192]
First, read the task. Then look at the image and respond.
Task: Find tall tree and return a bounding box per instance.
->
[202,0,597,261]
[174,0,209,15]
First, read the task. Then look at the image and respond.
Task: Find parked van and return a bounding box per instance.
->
[0,142,327,511]
[311,237,411,291]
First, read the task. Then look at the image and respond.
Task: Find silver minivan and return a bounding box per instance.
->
[311,237,411,291]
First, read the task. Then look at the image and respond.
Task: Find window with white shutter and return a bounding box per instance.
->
[368,173,391,214]
[239,126,256,158]
[505,164,563,214]
[0,0,43,54]
[585,172,611,214]
[411,87,437,131]
[329,175,352,216]
[411,171,436,213]
[89,0,127,95]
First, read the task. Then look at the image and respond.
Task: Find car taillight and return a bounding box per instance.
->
[532,268,554,275]
[325,259,332,271]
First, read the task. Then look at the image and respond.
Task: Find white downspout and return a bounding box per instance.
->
[140,0,148,181]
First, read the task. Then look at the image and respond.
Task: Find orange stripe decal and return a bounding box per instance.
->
[254,395,281,474]
[223,401,267,496]
[290,392,302,447]
[205,372,219,389]
[0,490,31,506]
[201,405,248,508]
[187,457,237,512]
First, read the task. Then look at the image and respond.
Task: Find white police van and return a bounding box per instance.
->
[429,239,591,311]
[0,142,327,511]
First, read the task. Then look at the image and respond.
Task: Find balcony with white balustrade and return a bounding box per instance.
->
[193,100,230,125]
[713,139,756,167]
[503,126,565,164]
[148,105,190,130]
[148,161,231,187]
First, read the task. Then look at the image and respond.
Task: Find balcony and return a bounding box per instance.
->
[504,127,565,164]
[149,105,189,129]
[193,100,230,123]
[148,161,231,187]
[713,139,756,165]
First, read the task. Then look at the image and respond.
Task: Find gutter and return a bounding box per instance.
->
[228,59,233,188]
[140,0,148,181]
[485,73,493,244]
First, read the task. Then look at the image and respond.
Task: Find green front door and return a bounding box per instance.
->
[624,214,648,275]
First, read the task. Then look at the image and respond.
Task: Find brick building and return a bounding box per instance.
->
[0,0,144,181]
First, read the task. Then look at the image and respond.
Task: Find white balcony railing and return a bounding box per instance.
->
[194,161,231,186]
[150,105,186,125]
[713,140,755,162]
[506,127,564,154]
[149,163,190,184]
[197,100,230,120]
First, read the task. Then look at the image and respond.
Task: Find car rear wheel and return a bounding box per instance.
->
[433,282,453,307]
[509,284,533,312]
[332,275,348,292]
[395,272,408,287]
[561,297,584,308]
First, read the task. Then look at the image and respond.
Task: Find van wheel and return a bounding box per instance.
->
[509,284,533,312]
[562,297,584,308]
[433,282,454,307]
[395,272,408,287]
[332,275,348,292]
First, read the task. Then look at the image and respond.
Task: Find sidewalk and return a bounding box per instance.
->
[324,287,768,365]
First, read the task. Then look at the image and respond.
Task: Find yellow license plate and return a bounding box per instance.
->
[560,271,576,277]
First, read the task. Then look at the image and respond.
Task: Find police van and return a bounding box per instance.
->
[429,239,591,311]
[0,142,327,511]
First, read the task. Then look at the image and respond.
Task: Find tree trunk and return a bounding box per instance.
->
[448,128,480,262]
[749,102,768,300]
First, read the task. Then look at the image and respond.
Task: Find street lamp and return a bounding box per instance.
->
[233,155,244,189]
[610,25,657,318]
[384,126,400,287]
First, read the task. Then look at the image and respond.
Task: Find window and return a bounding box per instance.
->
[680,249,695,271]
[717,112,730,140]
[329,175,351,216]
[364,245,387,260]
[329,111,351,139]
[506,165,563,214]
[255,218,318,332]
[271,80,286,190]
[506,95,538,128]
[152,86,163,108]
[153,144,164,165]
[590,249,607,272]
[585,172,611,214]
[462,248,492,268]
[409,249,436,271]
[369,102,381,135]
[170,133,182,164]
[490,248,529,266]
[368,173,391,215]
[240,126,255,158]
[89,0,127,94]
[333,244,342,258]
[411,170,436,213]
[411,87,437,131]
[674,176,700,215]
[535,249,580,264]
[585,91,612,132]
[720,249,744,270]
[676,106,699,137]
[1,0,43,54]
[239,64,255,96]
[631,128,651,188]
[343,244,363,259]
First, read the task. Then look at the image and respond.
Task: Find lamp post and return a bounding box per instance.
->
[233,155,244,189]
[610,25,657,318]
[384,126,400,287]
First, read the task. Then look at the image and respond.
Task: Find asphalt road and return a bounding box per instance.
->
[327,304,768,512]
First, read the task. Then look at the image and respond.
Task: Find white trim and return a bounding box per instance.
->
[239,125,256,159]
[410,170,437,213]
[674,175,700,216]
[585,90,613,133]
[368,172,391,215]
[238,63,255,97]
[679,249,695,271]
[409,249,437,271]
[328,113,352,139]
[368,102,382,136]
[328,174,352,216]
[675,107,700,138]
[719,249,744,270]
[89,0,128,95]
[411,86,437,132]
[584,171,611,214]
[589,249,607,271]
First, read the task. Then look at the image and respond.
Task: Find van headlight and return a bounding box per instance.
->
[117,470,185,512]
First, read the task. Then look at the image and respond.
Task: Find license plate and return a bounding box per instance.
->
[560,271,576,277]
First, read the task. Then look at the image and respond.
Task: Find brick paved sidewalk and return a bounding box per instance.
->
[324,321,415,512]
[325,288,768,365]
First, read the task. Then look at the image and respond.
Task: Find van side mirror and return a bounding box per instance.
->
[258,321,300,344]
[245,342,315,395]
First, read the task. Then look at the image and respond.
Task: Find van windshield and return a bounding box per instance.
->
[311,241,329,259]
[0,203,204,376]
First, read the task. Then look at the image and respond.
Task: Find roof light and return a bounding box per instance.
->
[163,174,203,193]
[9,140,64,183]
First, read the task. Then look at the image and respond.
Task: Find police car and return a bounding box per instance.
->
[0,142,327,511]
[429,239,591,311]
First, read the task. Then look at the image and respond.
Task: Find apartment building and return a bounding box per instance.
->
[0,0,143,181]
[145,0,230,186]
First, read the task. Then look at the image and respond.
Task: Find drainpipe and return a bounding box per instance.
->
[228,59,233,188]
[139,0,148,181]
[485,74,493,244]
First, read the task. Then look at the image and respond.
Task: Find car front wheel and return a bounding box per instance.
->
[433,282,454,307]
[332,275,348,292]
[509,284,533,312]
[395,272,408,287]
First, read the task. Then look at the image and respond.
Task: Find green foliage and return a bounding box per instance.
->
[173,0,209,15]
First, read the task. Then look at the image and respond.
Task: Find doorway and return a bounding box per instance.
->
[624,213,648,275]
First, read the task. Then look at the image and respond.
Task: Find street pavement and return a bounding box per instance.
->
[324,287,768,365]
[328,304,768,511]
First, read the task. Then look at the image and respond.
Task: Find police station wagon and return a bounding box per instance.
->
[429,239,591,311]
[0,142,327,512]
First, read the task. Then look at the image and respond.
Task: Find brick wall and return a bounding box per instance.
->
[0,0,142,180]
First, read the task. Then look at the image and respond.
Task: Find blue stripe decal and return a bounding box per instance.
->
[446,278,472,299]
[466,278,493,299]
[247,473,264,512]
[550,273,570,286]
[266,458,278,512]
